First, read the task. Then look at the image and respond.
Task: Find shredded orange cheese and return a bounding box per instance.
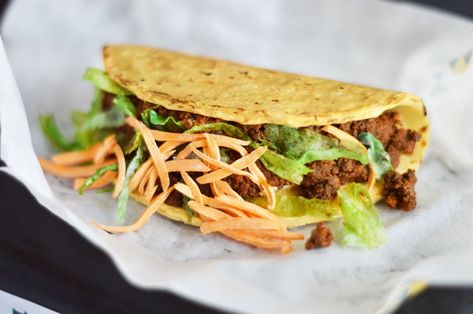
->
[190,145,257,181]
[112,144,126,198]
[129,158,153,192]
[94,135,117,164]
[159,141,186,155]
[216,195,280,222]
[200,218,282,234]
[196,146,266,184]
[38,158,116,178]
[214,180,244,200]
[52,143,102,165]
[73,171,116,191]
[94,187,175,233]
[222,230,291,253]
[138,166,153,195]
[127,116,170,191]
[181,172,204,205]
[188,201,230,221]
[165,159,211,173]
[145,166,158,197]
[40,120,305,253]
[175,183,246,217]
[151,130,205,142]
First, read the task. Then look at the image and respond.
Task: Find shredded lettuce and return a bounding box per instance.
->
[141,109,184,132]
[83,68,131,95]
[39,115,80,151]
[337,183,386,248]
[258,149,311,184]
[71,89,121,149]
[120,132,142,155]
[79,107,125,131]
[113,95,136,117]
[96,186,115,194]
[79,164,118,195]
[185,122,251,140]
[264,125,368,165]
[117,139,145,223]
[253,192,341,219]
[182,196,195,223]
[219,148,231,164]
[359,132,393,179]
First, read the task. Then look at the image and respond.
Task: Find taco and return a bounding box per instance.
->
[38,45,429,253]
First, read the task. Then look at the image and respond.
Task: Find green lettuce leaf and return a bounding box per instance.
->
[71,89,110,149]
[79,164,118,195]
[337,183,386,248]
[182,196,195,223]
[79,106,125,131]
[141,109,184,132]
[185,122,251,140]
[253,192,341,219]
[120,132,142,155]
[219,148,231,164]
[83,68,131,95]
[117,138,145,223]
[113,95,136,117]
[359,132,393,179]
[96,186,115,194]
[258,149,311,184]
[264,125,368,165]
[39,114,80,151]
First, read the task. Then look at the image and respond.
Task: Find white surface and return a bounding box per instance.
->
[1,0,473,313]
[0,290,57,314]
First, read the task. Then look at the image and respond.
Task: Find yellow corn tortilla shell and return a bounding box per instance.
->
[106,45,429,228]
[130,193,334,229]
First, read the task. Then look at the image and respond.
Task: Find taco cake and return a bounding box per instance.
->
[38,45,429,253]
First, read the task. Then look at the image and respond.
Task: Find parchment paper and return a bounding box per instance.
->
[2,0,473,313]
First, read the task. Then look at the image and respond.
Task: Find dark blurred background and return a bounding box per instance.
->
[0,0,472,313]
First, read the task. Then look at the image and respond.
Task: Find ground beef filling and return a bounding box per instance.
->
[305,222,333,249]
[382,169,417,211]
[300,159,369,200]
[110,94,421,209]
[336,111,421,167]
[161,172,213,207]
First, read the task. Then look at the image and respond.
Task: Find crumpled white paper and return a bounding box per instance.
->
[2,0,473,313]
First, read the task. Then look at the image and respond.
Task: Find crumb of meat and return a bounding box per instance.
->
[389,129,421,155]
[386,145,402,169]
[162,172,213,207]
[163,173,183,207]
[337,112,421,167]
[337,111,400,146]
[305,222,333,249]
[336,158,369,185]
[300,160,340,200]
[126,94,222,129]
[382,169,417,211]
[300,159,368,200]
[239,124,265,141]
[102,92,116,110]
[224,174,261,199]
[155,105,221,129]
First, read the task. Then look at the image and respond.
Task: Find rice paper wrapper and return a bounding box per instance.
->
[2,0,473,313]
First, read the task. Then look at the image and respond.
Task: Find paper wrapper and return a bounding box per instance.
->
[2,0,473,313]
